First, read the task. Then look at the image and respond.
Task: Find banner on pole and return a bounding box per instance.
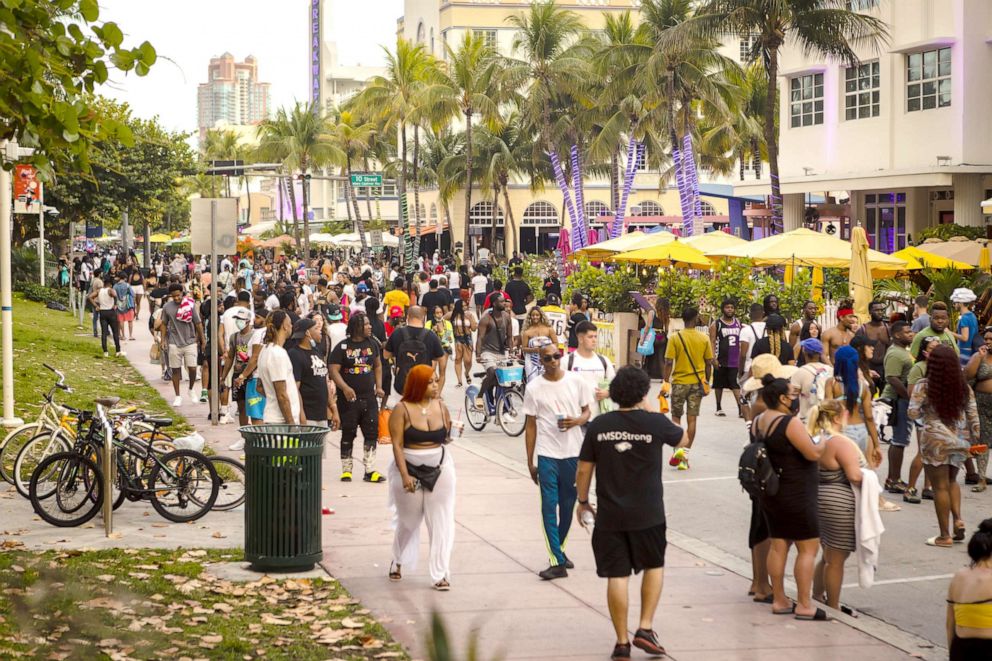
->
[13,164,42,214]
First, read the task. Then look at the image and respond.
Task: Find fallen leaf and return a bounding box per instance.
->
[211,532,226,539]
[261,614,292,626]
[200,635,223,644]
[340,617,364,629]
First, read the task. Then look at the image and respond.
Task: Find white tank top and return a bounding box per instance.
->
[97,288,115,311]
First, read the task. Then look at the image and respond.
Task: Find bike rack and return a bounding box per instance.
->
[97,404,114,536]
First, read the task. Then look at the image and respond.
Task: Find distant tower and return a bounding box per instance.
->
[309,0,324,111]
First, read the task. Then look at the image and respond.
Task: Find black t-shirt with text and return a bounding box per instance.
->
[579,410,684,531]
[420,290,448,315]
[329,337,380,397]
[505,279,531,315]
[287,345,329,421]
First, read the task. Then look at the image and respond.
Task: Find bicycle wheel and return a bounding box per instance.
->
[496,388,526,437]
[13,432,71,499]
[464,393,487,431]
[0,424,42,484]
[29,452,103,527]
[148,450,218,522]
[208,456,245,511]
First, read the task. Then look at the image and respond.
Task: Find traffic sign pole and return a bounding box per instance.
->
[209,201,219,426]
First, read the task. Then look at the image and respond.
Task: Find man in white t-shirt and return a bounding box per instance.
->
[523,344,594,581]
[565,320,616,420]
[477,246,491,265]
[471,271,489,314]
[737,303,766,422]
[325,304,348,354]
[257,339,303,424]
[447,268,461,292]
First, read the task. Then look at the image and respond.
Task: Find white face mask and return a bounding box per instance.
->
[235,318,248,331]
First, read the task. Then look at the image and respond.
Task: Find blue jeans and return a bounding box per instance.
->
[891,397,911,447]
[538,455,578,567]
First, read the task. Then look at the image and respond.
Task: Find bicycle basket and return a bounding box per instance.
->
[496,365,524,386]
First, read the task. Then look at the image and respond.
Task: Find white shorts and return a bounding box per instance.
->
[168,343,198,369]
[132,285,144,295]
[479,351,506,371]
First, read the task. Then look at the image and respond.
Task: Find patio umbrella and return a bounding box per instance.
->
[681,232,747,252]
[705,227,907,270]
[573,230,675,260]
[981,245,991,273]
[608,239,713,269]
[849,226,872,321]
[149,233,172,244]
[891,246,970,271]
[913,240,984,267]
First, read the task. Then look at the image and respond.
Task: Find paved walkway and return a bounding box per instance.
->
[1,304,930,660]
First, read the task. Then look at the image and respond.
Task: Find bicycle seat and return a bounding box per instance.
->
[144,416,173,427]
[472,372,487,379]
[95,396,121,408]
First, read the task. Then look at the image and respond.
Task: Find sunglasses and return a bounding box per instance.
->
[541,353,564,363]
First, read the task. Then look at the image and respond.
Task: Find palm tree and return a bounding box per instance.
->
[677,0,888,232]
[328,109,375,253]
[476,117,528,256]
[421,32,503,258]
[700,60,769,182]
[256,102,343,258]
[202,129,242,197]
[418,128,465,244]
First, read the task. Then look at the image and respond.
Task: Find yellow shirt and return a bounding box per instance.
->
[383,289,410,311]
[665,329,713,385]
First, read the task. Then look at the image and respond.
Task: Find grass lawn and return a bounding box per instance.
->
[3,294,192,434]
[0,547,408,660]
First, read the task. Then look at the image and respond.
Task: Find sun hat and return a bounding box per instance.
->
[742,354,797,393]
[951,288,977,304]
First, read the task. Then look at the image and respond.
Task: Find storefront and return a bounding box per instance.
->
[519,201,559,255]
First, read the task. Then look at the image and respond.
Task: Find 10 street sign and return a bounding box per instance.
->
[350,172,382,187]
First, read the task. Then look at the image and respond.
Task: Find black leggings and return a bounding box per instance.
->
[338,395,379,471]
[99,310,121,353]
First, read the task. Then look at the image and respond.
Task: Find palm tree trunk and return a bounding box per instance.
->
[490,184,498,253]
[346,156,369,255]
[463,109,474,261]
[342,168,353,222]
[412,124,422,261]
[287,176,301,252]
[764,48,782,233]
[752,138,762,179]
[502,181,516,257]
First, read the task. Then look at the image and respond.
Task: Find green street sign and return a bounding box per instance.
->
[350,172,382,187]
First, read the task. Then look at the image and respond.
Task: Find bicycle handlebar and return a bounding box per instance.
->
[43,364,68,389]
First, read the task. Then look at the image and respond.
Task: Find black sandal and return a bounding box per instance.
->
[772,601,796,615]
[389,563,402,581]
[795,608,830,621]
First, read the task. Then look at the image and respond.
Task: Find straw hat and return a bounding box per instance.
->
[742,354,799,393]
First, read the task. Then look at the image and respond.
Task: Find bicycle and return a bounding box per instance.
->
[29,397,219,527]
[464,360,527,437]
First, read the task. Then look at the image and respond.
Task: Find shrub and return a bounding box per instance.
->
[15,282,69,306]
[915,225,985,244]
[566,257,644,313]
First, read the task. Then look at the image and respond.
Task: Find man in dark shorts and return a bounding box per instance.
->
[576,366,687,661]
[709,298,742,418]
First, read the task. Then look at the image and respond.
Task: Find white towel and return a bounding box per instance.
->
[853,470,885,588]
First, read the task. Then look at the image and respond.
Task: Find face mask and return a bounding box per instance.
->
[235,319,248,331]
[789,397,800,415]
[308,337,317,349]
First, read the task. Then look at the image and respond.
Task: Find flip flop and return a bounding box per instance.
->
[879,500,901,512]
[926,536,953,548]
[795,608,829,621]
[753,594,774,604]
[953,524,966,542]
[772,601,796,615]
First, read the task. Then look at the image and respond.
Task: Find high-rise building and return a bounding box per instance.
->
[197,53,272,145]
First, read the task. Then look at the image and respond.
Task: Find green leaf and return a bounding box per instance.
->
[138,41,156,66]
[135,61,149,77]
[100,21,123,48]
[62,130,79,143]
[78,0,99,22]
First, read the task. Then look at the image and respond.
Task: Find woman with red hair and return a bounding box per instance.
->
[909,344,980,547]
[387,364,455,590]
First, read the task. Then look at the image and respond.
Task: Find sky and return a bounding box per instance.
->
[96,0,403,136]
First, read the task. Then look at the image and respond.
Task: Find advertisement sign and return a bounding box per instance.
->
[190,198,239,256]
[593,321,616,364]
[13,164,42,214]
[311,0,322,107]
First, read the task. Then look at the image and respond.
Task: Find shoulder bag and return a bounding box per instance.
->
[677,331,710,395]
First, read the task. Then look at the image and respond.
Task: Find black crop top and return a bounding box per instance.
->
[401,403,448,447]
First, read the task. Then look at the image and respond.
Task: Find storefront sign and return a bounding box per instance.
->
[311,0,321,108]
[593,320,616,364]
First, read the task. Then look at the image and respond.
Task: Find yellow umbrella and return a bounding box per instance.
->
[981,245,991,273]
[609,239,713,269]
[705,227,907,270]
[681,231,747,252]
[574,230,675,260]
[891,245,971,271]
[812,267,824,302]
[149,233,172,243]
[913,240,983,267]
[850,226,872,322]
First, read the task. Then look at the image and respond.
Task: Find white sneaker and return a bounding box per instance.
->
[118,350,127,358]
[219,413,234,425]
[172,395,182,407]
[228,439,245,451]
[104,352,109,358]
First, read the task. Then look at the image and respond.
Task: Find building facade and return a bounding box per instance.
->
[196,53,271,146]
[734,0,992,252]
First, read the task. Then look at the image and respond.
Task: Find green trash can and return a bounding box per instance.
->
[241,424,328,572]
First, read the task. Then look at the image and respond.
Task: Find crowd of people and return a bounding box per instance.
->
[65,245,992,659]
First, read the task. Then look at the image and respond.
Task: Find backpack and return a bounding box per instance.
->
[393,327,431,392]
[567,352,608,377]
[738,416,785,500]
[801,364,831,412]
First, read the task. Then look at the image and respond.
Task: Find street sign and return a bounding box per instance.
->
[205,160,245,177]
[350,172,382,187]
[371,229,383,250]
[190,198,238,255]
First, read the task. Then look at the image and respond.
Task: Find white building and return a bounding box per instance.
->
[734,0,992,252]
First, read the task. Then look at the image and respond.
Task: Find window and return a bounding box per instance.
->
[907,47,951,111]
[473,30,497,51]
[469,201,504,226]
[864,192,907,253]
[790,73,824,127]
[700,201,717,216]
[639,201,663,216]
[522,202,558,226]
[845,60,880,120]
[739,34,759,63]
[629,205,641,217]
[634,146,647,171]
[584,201,610,220]
[416,22,425,45]
[429,203,438,222]
[430,28,435,55]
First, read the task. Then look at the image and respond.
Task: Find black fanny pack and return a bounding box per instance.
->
[406,447,445,491]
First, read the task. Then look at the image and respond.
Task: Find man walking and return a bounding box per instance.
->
[737,302,766,423]
[330,312,386,483]
[523,344,593,580]
[159,283,205,407]
[909,301,957,356]
[566,320,616,421]
[384,306,445,397]
[821,301,858,365]
[663,307,712,469]
[505,266,533,324]
[576,366,687,661]
[855,300,891,394]
[709,299,741,417]
[882,321,916,500]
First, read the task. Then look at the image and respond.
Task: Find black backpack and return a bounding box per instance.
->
[738,416,785,500]
[393,326,431,392]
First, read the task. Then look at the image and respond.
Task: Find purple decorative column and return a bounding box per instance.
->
[683,134,702,236]
[549,150,579,242]
[611,138,639,239]
[672,138,693,237]
[570,145,587,249]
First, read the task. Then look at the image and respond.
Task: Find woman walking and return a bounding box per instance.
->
[640,297,670,380]
[448,300,477,388]
[520,306,558,383]
[946,519,992,659]
[964,328,992,493]
[825,346,882,464]
[904,335,941,502]
[752,375,826,621]
[808,400,866,610]
[909,344,980,547]
[387,365,455,591]
[89,277,123,358]
[427,305,454,393]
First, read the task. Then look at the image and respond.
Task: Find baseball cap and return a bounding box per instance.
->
[290,317,316,340]
[546,293,561,306]
[388,305,404,319]
[231,307,252,322]
[356,282,369,293]
[326,304,343,322]
[799,338,824,355]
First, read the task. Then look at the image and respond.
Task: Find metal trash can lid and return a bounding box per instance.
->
[238,424,329,449]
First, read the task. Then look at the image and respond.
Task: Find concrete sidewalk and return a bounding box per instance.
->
[3,302,927,660]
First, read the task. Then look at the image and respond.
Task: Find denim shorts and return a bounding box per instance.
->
[890,398,911,448]
[846,423,869,454]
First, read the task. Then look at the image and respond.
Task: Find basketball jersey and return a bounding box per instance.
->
[541,305,568,349]
[716,318,742,369]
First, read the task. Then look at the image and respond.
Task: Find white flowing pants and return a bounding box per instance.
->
[388,446,456,583]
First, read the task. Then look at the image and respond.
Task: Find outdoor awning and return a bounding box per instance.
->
[892,245,972,270]
[681,232,747,252]
[704,228,907,270]
[981,197,992,213]
[608,239,713,269]
[241,221,277,236]
[574,231,675,260]
[913,240,986,267]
